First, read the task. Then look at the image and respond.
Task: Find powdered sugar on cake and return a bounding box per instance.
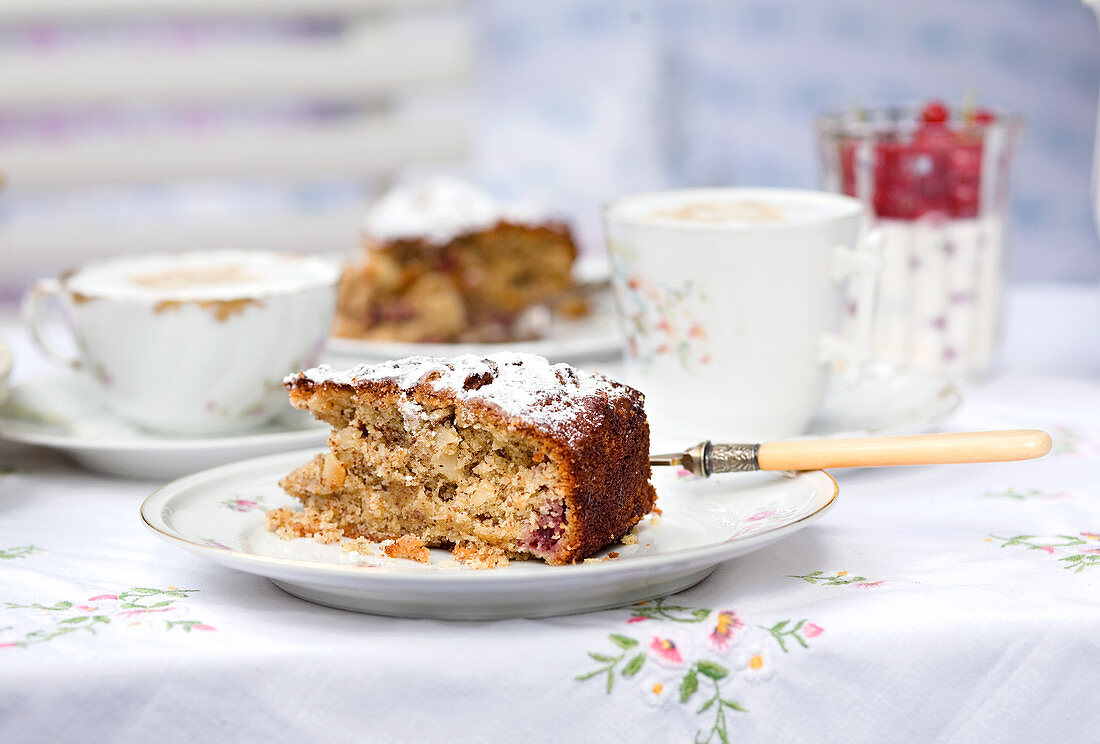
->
[289,353,633,445]
[362,176,546,246]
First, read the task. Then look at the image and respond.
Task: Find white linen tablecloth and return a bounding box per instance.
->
[1,284,1099,743]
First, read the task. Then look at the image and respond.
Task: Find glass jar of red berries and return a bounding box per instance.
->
[817,101,1024,380]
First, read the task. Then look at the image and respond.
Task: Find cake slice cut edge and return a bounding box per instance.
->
[268,353,657,566]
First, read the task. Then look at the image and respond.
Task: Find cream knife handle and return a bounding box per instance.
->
[756,429,1052,471]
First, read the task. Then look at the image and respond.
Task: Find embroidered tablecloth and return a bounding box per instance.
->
[1,284,1098,743]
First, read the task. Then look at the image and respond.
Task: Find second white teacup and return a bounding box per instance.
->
[23,250,339,435]
[604,187,879,441]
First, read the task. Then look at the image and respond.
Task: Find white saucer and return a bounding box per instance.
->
[0,374,328,480]
[808,364,961,438]
[141,448,837,619]
[323,257,621,365]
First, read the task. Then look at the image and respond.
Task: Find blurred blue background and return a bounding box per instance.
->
[473,0,1100,281]
[0,0,1097,288]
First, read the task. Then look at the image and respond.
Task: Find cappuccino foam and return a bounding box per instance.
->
[646,200,786,224]
[67,250,339,302]
[607,188,862,228]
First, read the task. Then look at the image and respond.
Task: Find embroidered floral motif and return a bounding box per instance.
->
[575,633,648,693]
[735,644,773,684]
[982,487,1064,501]
[802,623,824,638]
[759,619,822,653]
[681,660,747,744]
[988,533,1100,573]
[577,600,823,744]
[650,635,686,665]
[708,611,745,653]
[789,570,886,589]
[220,494,267,512]
[1,587,216,648]
[627,598,711,624]
[640,673,676,708]
[0,545,41,560]
[1048,424,1100,458]
[164,620,217,632]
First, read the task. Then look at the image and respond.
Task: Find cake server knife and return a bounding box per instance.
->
[650,429,1052,477]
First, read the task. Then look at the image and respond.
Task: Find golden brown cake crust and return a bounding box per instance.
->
[284,354,656,564]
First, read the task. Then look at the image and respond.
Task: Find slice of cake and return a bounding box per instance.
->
[268,353,656,566]
[332,177,582,343]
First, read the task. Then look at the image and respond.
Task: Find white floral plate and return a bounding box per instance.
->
[0,375,328,480]
[322,256,622,365]
[140,448,838,619]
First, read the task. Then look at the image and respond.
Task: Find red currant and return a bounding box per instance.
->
[921,100,949,124]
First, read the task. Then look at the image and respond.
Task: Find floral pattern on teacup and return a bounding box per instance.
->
[609,241,712,372]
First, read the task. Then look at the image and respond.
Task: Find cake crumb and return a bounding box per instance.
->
[620,533,639,545]
[314,528,342,545]
[266,507,312,539]
[383,535,431,563]
[651,505,663,516]
[606,551,620,559]
[451,543,510,569]
[340,537,378,555]
[584,557,602,564]
[266,505,350,543]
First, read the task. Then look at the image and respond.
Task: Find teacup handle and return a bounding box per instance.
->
[819,228,882,380]
[21,278,82,369]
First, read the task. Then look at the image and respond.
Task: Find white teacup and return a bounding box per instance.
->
[604,188,879,441]
[23,250,339,435]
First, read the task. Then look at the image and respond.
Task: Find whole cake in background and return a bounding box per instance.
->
[333,177,584,343]
[267,353,657,567]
